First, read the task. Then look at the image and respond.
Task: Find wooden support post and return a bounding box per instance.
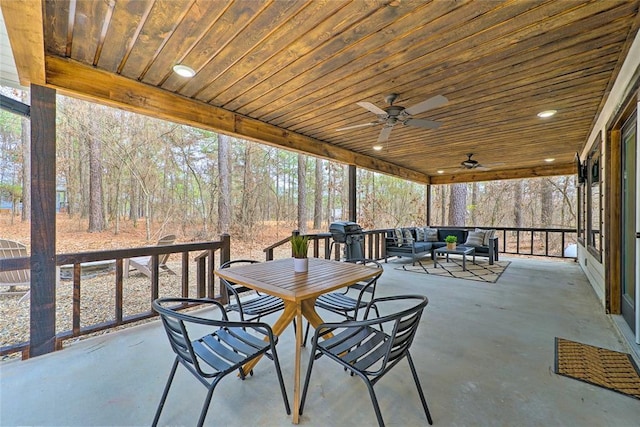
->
[426,184,431,226]
[348,165,356,222]
[29,84,57,357]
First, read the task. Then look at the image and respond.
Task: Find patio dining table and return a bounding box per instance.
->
[214,257,382,424]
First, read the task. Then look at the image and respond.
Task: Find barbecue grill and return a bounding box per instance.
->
[329,221,364,261]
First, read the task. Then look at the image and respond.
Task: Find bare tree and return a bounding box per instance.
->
[20,91,30,221]
[540,178,553,227]
[448,183,466,226]
[88,110,105,232]
[470,182,478,226]
[513,180,523,228]
[297,154,307,233]
[217,134,231,234]
[313,158,323,229]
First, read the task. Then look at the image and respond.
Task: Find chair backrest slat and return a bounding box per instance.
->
[0,239,29,285]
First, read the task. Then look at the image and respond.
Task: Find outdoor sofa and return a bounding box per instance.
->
[384,227,499,266]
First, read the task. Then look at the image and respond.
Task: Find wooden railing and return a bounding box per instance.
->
[0,235,231,359]
[432,226,577,258]
[262,226,577,261]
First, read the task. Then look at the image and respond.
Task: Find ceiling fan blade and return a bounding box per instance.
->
[336,122,379,131]
[404,118,441,129]
[357,101,387,115]
[404,94,448,116]
[377,125,394,143]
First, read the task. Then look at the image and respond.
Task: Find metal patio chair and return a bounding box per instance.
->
[303,259,383,346]
[152,297,290,427]
[300,294,433,427]
[220,259,286,323]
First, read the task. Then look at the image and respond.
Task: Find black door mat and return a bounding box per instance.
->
[554,337,640,400]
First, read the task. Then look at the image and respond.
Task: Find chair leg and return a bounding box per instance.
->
[269,343,292,415]
[302,321,311,347]
[197,378,221,427]
[152,357,179,427]
[359,373,385,427]
[299,343,318,415]
[406,352,433,425]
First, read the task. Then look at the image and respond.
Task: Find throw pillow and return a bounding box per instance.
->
[484,229,497,246]
[473,228,486,244]
[424,228,438,242]
[394,228,404,246]
[465,230,485,247]
[403,228,414,243]
[415,227,425,241]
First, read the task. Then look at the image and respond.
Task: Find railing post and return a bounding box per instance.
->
[219,234,231,304]
[291,230,299,258]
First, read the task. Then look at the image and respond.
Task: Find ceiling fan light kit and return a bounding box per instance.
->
[337,93,448,143]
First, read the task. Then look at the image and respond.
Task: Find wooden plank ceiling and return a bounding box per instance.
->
[3,0,639,184]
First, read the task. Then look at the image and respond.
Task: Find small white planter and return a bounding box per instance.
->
[293,257,308,273]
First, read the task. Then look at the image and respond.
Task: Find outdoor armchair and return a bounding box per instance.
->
[300,294,433,427]
[152,297,290,427]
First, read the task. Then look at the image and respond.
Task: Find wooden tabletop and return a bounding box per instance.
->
[215,257,381,302]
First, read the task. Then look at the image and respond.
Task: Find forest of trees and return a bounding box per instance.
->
[0,87,576,242]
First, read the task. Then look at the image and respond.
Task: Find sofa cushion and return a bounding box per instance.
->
[413,242,433,252]
[403,228,414,242]
[464,231,485,247]
[424,228,439,242]
[415,227,425,241]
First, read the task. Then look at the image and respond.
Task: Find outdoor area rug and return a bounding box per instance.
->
[554,337,640,400]
[394,258,510,283]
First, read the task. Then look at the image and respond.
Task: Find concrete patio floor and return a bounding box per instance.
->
[1,256,639,426]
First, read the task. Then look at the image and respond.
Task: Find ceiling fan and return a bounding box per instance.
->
[455,153,504,171]
[336,93,448,143]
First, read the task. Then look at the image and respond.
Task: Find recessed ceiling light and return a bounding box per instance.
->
[537,110,557,118]
[437,170,444,174]
[545,158,555,163]
[173,64,196,78]
[372,144,383,151]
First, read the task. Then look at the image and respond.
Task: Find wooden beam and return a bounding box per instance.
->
[29,84,56,357]
[0,0,46,85]
[44,56,429,184]
[429,162,576,185]
[606,128,622,314]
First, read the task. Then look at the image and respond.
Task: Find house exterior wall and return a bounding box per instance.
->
[578,30,640,342]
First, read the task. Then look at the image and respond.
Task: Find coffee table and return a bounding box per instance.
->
[434,245,476,271]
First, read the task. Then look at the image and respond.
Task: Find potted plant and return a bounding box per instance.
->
[291,234,310,272]
[445,235,457,250]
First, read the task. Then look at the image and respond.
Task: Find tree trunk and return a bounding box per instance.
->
[513,180,523,228]
[470,182,478,226]
[440,185,446,225]
[218,134,231,234]
[448,183,466,226]
[297,154,307,233]
[88,119,105,232]
[21,91,31,221]
[540,178,553,227]
[313,158,323,229]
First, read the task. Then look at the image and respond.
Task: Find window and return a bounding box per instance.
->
[586,134,603,261]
